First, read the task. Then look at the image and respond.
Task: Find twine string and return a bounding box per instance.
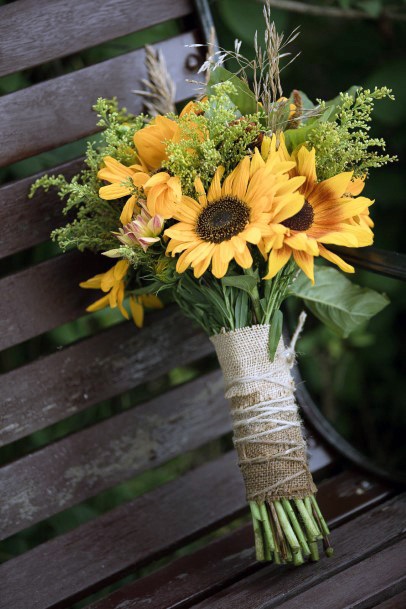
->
[213,313,313,500]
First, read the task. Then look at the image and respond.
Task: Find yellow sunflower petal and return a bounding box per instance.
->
[86,293,110,312]
[293,250,315,283]
[310,172,354,207]
[211,245,230,278]
[129,296,144,328]
[231,156,250,200]
[207,166,225,202]
[99,183,132,200]
[114,260,130,281]
[318,244,355,273]
[263,245,291,279]
[234,244,253,269]
[100,267,116,292]
[79,273,105,289]
[295,146,317,197]
[140,294,164,309]
[120,195,138,225]
[194,176,207,206]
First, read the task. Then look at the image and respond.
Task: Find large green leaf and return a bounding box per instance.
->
[207,66,258,115]
[222,273,258,295]
[289,266,389,338]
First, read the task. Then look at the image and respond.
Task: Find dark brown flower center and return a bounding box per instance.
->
[196,196,250,243]
[282,200,314,231]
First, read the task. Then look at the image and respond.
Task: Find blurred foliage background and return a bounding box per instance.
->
[0,0,405,587]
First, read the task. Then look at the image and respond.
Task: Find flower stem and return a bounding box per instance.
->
[249,495,332,565]
[249,501,265,561]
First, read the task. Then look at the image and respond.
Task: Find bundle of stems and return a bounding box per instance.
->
[250,495,333,565]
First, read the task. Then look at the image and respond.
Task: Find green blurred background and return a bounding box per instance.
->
[1,0,405,584]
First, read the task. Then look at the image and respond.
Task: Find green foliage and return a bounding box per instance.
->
[268,310,283,362]
[289,266,390,338]
[305,87,397,179]
[164,83,262,195]
[29,98,145,254]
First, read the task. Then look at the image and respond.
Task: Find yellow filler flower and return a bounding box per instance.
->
[79,260,130,319]
[164,155,305,279]
[263,145,374,283]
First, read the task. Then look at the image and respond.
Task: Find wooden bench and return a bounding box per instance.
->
[0,1,405,608]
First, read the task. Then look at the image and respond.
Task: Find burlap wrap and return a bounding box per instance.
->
[210,324,316,502]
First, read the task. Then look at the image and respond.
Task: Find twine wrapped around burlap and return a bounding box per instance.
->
[210,322,316,503]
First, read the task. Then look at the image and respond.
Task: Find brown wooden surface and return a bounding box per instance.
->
[374,590,406,609]
[0,251,107,350]
[0,376,334,539]
[0,465,393,609]
[0,370,228,539]
[89,493,405,609]
[0,309,213,446]
[0,0,192,77]
[0,31,202,167]
[0,158,83,258]
[272,540,406,609]
[0,451,246,609]
[188,492,403,609]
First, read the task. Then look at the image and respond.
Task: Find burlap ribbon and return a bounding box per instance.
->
[210,323,316,502]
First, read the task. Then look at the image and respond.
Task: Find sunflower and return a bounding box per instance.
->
[262,144,374,283]
[97,155,181,222]
[164,154,305,279]
[133,115,180,172]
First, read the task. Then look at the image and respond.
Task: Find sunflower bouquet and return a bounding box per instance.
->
[31,4,394,567]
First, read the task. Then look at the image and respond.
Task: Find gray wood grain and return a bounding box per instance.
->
[0,31,203,166]
[0,158,83,259]
[89,494,405,609]
[0,370,229,539]
[0,0,192,77]
[0,309,213,446]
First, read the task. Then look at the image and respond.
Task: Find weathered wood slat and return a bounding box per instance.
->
[0,466,393,609]
[0,0,192,77]
[0,31,202,167]
[0,251,107,350]
[0,378,334,539]
[272,540,406,609]
[89,493,405,609]
[187,492,403,609]
[0,309,212,446]
[373,590,406,609]
[0,158,83,259]
[0,370,228,539]
[0,451,245,609]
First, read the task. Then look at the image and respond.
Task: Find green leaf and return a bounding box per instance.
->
[268,310,283,362]
[289,266,389,338]
[284,120,317,152]
[323,85,360,120]
[222,273,258,295]
[207,66,258,115]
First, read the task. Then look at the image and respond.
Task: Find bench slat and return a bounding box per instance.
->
[0,31,202,167]
[0,370,228,539]
[89,493,405,609]
[373,590,406,609]
[272,540,406,609]
[0,451,245,609]
[0,0,192,77]
[187,490,402,609]
[0,310,212,446]
[0,159,83,259]
[0,251,107,350]
[0,465,392,609]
